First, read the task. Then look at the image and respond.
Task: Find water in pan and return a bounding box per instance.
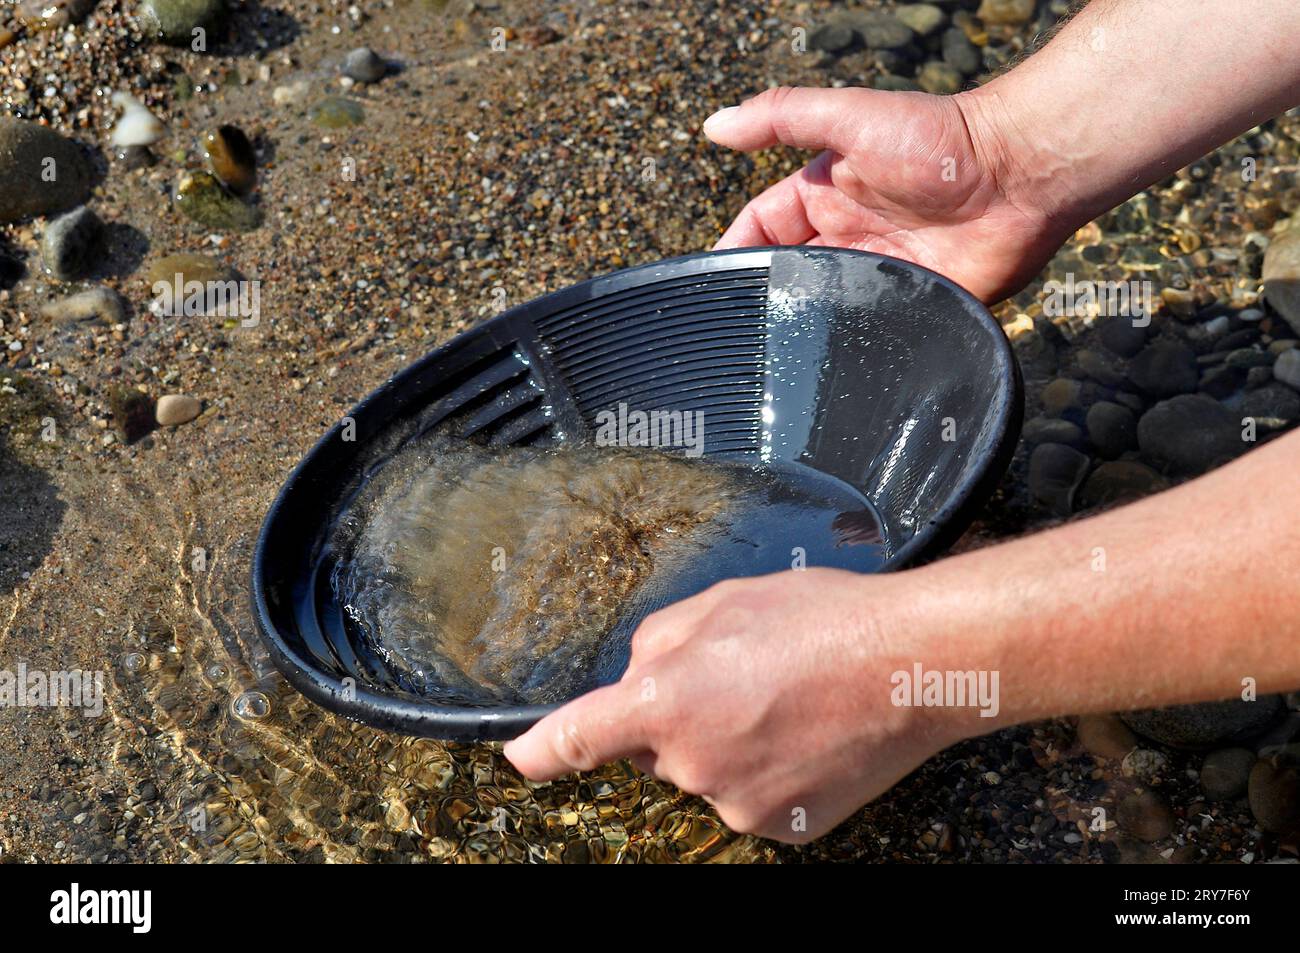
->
[330,432,892,707]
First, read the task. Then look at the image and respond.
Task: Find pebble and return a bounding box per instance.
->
[110,92,165,148]
[1128,340,1199,396]
[1021,415,1083,448]
[1200,748,1256,801]
[872,76,922,92]
[894,4,948,38]
[1077,460,1166,508]
[1274,348,1300,391]
[1076,713,1136,760]
[1248,760,1300,834]
[1085,401,1137,458]
[108,386,155,443]
[941,28,981,76]
[1076,348,1126,387]
[16,0,92,30]
[810,23,855,54]
[1117,790,1174,843]
[115,145,157,169]
[917,61,964,95]
[0,118,94,223]
[342,47,388,84]
[155,394,202,426]
[1122,695,1285,749]
[1136,394,1245,475]
[1041,377,1082,417]
[174,171,262,232]
[1097,316,1147,358]
[145,253,235,287]
[1198,363,1247,400]
[1262,220,1300,338]
[1027,442,1090,516]
[310,97,366,129]
[141,0,227,46]
[844,10,915,50]
[40,287,124,324]
[204,125,256,194]
[41,206,103,282]
[1121,747,1168,782]
[1241,383,1300,422]
[272,80,312,106]
[976,0,1037,26]
[1199,314,1232,339]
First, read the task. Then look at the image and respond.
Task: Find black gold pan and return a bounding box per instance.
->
[251,247,1023,741]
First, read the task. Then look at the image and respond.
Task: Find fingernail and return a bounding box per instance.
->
[702,105,740,136]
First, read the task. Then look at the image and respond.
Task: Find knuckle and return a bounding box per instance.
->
[715,802,766,837]
[628,616,662,658]
[551,720,599,773]
[664,757,716,797]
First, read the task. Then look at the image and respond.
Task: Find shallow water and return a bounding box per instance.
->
[330,436,890,706]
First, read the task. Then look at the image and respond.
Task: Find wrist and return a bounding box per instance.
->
[953,82,1094,247]
[855,566,1014,750]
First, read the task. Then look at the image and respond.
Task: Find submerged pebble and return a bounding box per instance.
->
[1262,220,1300,338]
[107,386,154,443]
[114,144,157,169]
[204,124,257,194]
[0,118,93,223]
[16,0,93,30]
[141,0,226,46]
[174,171,262,232]
[1136,394,1246,475]
[1248,759,1300,833]
[342,47,387,84]
[155,394,202,426]
[41,287,124,324]
[110,92,165,148]
[145,252,235,287]
[976,0,1036,26]
[1117,789,1174,843]
[41,206,103,281]
[310,96,365,129]
[1200,747,1256,801]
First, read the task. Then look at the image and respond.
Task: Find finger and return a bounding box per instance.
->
[713,169,818,249]
[504,679,652,781]
[703,87,868,155]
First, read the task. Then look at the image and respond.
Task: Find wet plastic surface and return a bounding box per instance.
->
[252,247,1023,740]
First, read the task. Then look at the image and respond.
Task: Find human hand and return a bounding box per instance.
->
[702,86,1075,303]
[504,568,967,843]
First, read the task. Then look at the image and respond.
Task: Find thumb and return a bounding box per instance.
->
[702,86,868,155]
[504,678,654,781]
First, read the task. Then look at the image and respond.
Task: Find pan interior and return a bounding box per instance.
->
[323,427,892,708]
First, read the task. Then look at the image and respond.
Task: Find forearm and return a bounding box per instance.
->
[892,429,1300,741]
[962,0,1300,230]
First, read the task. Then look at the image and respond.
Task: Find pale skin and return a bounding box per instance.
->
[506,0,1300,843]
